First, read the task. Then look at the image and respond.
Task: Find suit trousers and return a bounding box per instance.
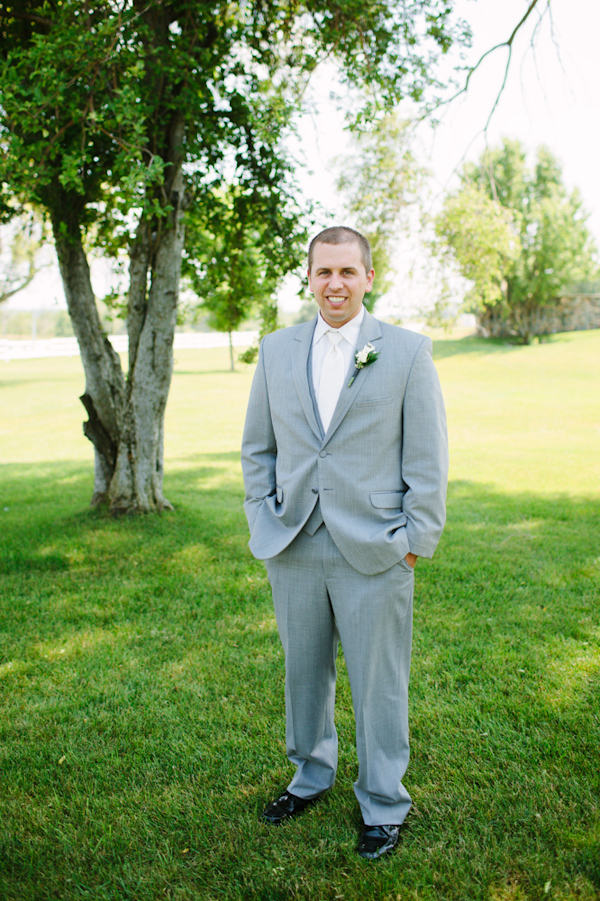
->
[265,523,414,826]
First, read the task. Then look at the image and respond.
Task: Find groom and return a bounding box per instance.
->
[241,226,448,859]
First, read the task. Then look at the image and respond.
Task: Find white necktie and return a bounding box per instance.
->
[318,330,345,432]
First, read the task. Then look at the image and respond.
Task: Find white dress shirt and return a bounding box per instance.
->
[311,305,365,398]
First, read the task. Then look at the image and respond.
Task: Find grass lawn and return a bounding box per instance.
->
[0,329,599,901]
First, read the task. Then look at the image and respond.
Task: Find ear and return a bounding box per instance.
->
[365,268,375,292]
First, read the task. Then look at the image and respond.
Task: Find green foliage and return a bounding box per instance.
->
[0,0,469,242]
[432,183,520,307]
[182,181,306,349]
[433,139,599,343]
[0,0,472,376]
[0,1,300,245]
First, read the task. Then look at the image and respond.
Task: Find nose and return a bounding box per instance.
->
[329,270,343,290]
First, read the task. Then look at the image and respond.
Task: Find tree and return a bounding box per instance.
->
[335,113,425,309]
[182,185,305,371]
[433,139,599,343]
[431,183,521,312]
[0,0,469,513]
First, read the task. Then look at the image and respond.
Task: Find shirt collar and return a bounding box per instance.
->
[312,305,365,346]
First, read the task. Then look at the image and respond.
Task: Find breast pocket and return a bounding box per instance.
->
[355,396,394,408]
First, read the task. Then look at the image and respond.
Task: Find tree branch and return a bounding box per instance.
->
[0,274,35,304]
[421,0,551,204]
[436,0,548,119]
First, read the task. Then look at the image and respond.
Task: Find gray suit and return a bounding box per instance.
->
[242,310,448,825]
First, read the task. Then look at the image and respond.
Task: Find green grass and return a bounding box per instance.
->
[0,331,599,901]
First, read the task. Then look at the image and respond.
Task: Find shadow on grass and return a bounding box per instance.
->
[0,455,246,575]
[1,462,599,900]
[431,334,541,360]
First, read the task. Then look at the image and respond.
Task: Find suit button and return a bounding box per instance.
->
[312,488,319,494]
[319,451,327,458]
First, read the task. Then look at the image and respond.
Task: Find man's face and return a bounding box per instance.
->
[308,241,375,328]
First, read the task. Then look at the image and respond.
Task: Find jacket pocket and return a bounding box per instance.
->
[370,490,404,510]
[355,396,394,408]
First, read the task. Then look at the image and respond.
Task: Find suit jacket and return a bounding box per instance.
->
[241,310,448,576]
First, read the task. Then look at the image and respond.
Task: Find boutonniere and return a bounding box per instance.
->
[348,343,380,386]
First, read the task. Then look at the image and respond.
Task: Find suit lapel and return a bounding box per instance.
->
[324,311,383,442]
[291,317,322,441]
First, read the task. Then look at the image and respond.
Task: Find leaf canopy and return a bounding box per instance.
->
[0,0,470,237]
[434,138,599,339]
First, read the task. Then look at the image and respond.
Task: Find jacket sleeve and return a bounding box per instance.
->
[241,338,277,533]
[401,337,449,558]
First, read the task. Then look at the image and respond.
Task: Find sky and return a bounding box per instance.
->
[5,0,600,317]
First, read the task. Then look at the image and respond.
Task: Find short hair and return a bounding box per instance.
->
[308,226,372,273]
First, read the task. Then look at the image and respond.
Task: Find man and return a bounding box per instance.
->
[241,226,448,860]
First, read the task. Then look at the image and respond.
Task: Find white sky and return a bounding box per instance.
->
[5,0,600,315]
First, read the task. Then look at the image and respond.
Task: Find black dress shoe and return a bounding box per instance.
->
[261,790,321,825]
[357,824,401,860]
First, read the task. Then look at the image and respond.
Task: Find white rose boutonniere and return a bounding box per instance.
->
[348,342,380,386]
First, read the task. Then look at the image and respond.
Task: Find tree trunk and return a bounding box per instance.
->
[52,212,125,506]
[228,331,234,371]
[109,171,185,515]
[52,167,185,514]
